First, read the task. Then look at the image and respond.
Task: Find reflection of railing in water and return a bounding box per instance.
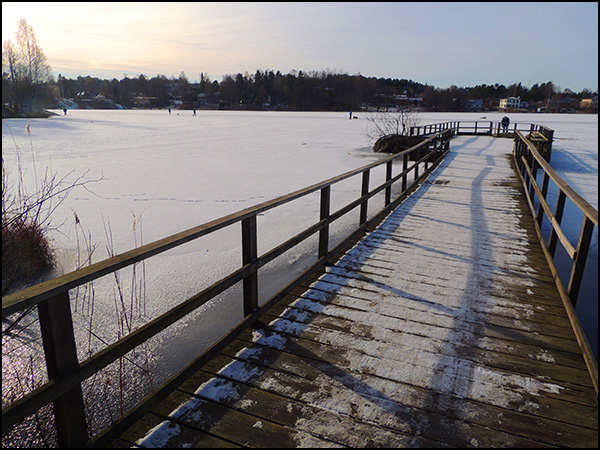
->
[1,130,453,447]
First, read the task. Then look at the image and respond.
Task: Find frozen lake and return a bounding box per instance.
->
[2,110,597,443]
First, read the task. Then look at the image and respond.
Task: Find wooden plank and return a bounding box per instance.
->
[260,304,595,408]
[238,318,597,434]
[119,410,242,448]
[176,371,445,448]
[146,390,341,448]
[201,346,594,447]
[280,290,592,384]
[287,277,581,355]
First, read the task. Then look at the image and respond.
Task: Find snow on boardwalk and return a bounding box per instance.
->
[114,136,597,448]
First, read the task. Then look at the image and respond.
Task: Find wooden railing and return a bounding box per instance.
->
[512,129,598,392]
[410,120,553,137]
[410,120,554,161]
[2,130,453,447]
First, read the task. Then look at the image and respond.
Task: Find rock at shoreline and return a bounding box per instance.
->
[373,134,426,153]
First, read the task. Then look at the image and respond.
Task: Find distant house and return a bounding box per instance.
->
[499,97,521,109]
[579,96,598,109]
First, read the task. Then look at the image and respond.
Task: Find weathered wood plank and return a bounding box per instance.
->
[145,390,341,448]
[176,371,445,447]
[267,296,593,388]
[201,347,593,447]
[257,303,596,411]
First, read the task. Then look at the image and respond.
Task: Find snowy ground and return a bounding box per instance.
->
[2,110,597,443]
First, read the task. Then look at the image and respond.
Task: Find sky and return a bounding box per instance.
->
[2,2,598,92]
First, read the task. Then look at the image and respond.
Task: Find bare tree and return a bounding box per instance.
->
[365,107,420,142]
[2,19,51,114]
[2,39,21,114]
[16,19,51,83]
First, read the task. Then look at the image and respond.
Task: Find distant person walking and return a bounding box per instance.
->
[501,116,510,133]
[63,108,67,115]
[349,111,353,120]
[193,108,197,117]
[168,108,171,114]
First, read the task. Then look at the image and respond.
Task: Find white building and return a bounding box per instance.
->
[499,97,521,109]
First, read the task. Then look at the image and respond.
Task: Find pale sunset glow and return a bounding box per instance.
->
[2,2,598,91]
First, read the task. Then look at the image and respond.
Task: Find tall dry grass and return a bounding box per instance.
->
[2,119,153,445]
[2,120,99,294]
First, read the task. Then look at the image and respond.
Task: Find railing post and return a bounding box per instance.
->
[241,215,258,315]
[545,128,554,161]
[537,172,550,227]
[385,160,393,206]
[360,170,370,225]
[517,138,525,173]
[402,154,408,192]
[549,191,566,256]
[529,158,538,199]
[425,139,432,172]
[414,150,420,181]
[568,217,595,306]
[38,292,88,447]
[318,186,331,259]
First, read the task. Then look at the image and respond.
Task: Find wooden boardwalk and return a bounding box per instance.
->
[110,136,597,448]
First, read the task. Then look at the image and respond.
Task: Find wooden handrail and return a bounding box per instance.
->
[515,131,597,227]
[410,120,554,140]
[2,133,445,318]
[2,130,453,446]
[512,129,598,393]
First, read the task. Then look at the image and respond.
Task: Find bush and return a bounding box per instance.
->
[2,218,54,292]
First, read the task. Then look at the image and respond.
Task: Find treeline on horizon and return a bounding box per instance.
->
[53,70,599,112]
[4,68,599,114]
